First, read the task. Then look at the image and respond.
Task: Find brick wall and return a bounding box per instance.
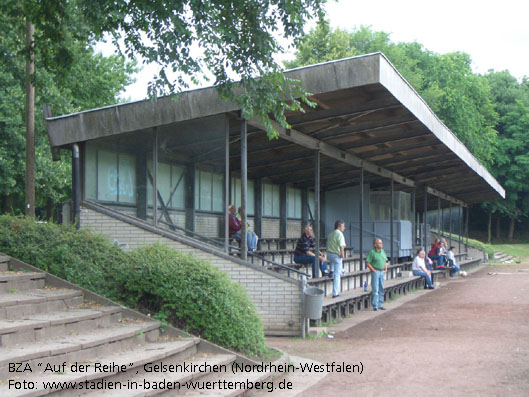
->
[262,218,280,238]
[80,206,302,334]
[287,220,302,238]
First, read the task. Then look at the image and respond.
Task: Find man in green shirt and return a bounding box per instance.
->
[327,220,346,298]
[366,238,388,311]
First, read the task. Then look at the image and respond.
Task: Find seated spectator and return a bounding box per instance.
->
[294,225,331,277]
[437,240,448,269]
[412,249,434,289]
[428,238,445,267]
[228,205,258,251]
[447,246,461,276]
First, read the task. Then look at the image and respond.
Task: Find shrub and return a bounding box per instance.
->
[120,244,267,356]
[0,215,266,356]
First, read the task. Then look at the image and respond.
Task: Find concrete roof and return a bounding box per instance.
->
[45,53,505,205]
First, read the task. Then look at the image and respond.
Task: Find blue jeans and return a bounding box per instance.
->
[293,255,328,276]
[328,253,342,297]
[429,255,445,267]
[450,263,460,276]
[231,231,258,251]
[371,270,385,308]
[413,269,433,288]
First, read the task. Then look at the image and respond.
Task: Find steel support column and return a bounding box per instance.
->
[224,117,230,252]
[314,150,321,278]
[412,187,416,248]
[437,197,441,239]
[390,179,394,265]
[240,118,248,260]
[152,128,158,226]
[449,202,453,248]
[423,185,428,250]
[72,144,80,230]
[359,167,364,269]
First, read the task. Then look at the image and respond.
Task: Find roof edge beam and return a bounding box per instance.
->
[426,186,467,207]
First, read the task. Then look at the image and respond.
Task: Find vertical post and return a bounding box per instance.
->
[412,187,416,248]
[301,276,307,339]
[254,179,263,241]
[280,185,287,248]
[314,150,320,278]
[224,117,230,252]
[423,185,428,251]
[72,144,80,230]
[301,188,308,234]
[465,205,470,255]
[240,117,248,260]
[359,167,364,269]
[25,21,35,218]
[152,128,158,226]
[390,179,394,266]
[459,205,462,253]
[437,197,441,239]
[185,166,195,234]
[449,202,453,248]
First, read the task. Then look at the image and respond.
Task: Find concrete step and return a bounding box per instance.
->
[0,288,83,320]
[80,353,237,397]
[0,272,45,293]
[0,339,207,397]
[0,306,122,347]
[0,319,161,380]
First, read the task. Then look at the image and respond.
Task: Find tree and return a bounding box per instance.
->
[0,1,136,216]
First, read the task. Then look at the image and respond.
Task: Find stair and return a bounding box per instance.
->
[0,254,275,396]
[493,251,515,264]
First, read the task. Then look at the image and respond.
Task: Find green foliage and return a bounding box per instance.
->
[0,215,266,356]
[123,244,266,356]
[0,0,136,214]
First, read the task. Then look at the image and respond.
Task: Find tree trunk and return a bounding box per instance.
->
[25,20,35,218]
[487,212,492,244]
[2,194,14,214]
[47,197,55,221]
[496,216,501,240]
[508,216,515,241]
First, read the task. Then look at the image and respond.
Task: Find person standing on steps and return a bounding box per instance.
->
[366,238,389,311]
[327,220,346,298]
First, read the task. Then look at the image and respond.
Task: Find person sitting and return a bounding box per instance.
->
[437,240,448,269]
[228,205,258,251]
[447,246,461,276]
[428,238,445,268]
[294,225,331,278]
[412,249,434,289]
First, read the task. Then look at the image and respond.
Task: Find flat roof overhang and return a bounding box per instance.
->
[45,53,505,206]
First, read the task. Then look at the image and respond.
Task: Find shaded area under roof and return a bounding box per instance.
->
[45,53,505,206]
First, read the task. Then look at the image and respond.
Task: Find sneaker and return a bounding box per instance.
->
[328,272,334,278]
[427,286,435,289]
[379,307,386,310]
[373,307,378,311]
[332,294,340,298]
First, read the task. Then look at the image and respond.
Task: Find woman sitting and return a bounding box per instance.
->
[294,225,330,278]
[412,249,434,289]
[228,205,258,251]
[428,238,445,267]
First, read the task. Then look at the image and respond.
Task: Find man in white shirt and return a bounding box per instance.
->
[412,249,434,289]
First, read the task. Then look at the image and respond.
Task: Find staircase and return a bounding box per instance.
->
[0,254,276,396]
[493,251,515,264]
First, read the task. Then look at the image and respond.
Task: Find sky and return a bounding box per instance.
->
[110,0,529,101]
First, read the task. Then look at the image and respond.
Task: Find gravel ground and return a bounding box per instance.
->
[266,263,529,396]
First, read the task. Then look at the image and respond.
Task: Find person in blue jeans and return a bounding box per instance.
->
[447,246,461,276]
[412,249,434,289]
[366,238,389,310]
[293,225,330,277]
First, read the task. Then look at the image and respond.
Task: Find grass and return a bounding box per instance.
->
[491,244,529,259]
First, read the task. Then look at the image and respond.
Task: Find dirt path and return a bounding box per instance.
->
[267,264,529,396]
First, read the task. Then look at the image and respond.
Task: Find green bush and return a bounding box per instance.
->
[0,215,266,356]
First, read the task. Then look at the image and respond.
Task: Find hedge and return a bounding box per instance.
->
[0,215,267,356]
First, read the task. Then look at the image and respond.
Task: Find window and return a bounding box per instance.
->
[230,178,255,215]
[85,144,136,204]
[147,161,186,208]
[262,183,280,217]
[195,169,224,212]
[287,187,301,219]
